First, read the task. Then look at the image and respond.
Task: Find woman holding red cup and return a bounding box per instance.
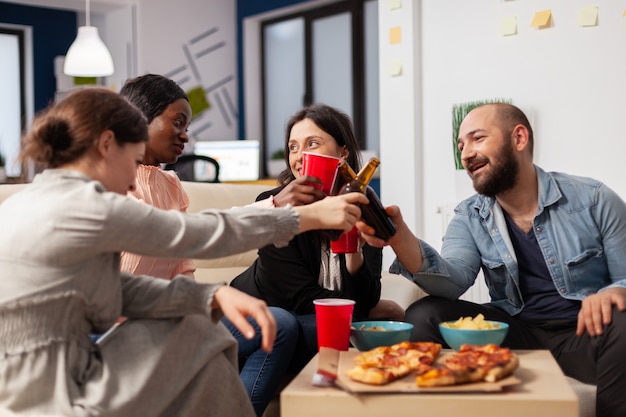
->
[231,104,404,371]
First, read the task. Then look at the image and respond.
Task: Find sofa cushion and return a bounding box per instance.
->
[181,181,273,212]
[181,181,273,283]
[381,272,427,310]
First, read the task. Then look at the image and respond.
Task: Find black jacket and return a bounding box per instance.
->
[230,186,382,320]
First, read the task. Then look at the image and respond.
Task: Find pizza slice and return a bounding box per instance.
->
[416,343,519,387]
[458,343,519,382]
[416,366,472,387]
[345,361,412,385]
[347,341,442,385]
[395,341,442,367]
[482,352,520,382]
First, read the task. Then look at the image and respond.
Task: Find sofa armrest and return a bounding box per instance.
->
[380,271,428,310]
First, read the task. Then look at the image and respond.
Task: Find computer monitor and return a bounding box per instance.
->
[193,140,260,181]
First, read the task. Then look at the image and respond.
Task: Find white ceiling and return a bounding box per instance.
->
[3,0,134,13]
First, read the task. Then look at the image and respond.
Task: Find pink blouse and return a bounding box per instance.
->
[120,165,196,279]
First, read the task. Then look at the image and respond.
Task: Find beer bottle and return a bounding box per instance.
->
[331,159,358,195]
[338,158,397,240]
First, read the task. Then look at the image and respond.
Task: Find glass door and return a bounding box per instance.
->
[261,1,378,176]
[263,17,306,163]
[0,28,26,179]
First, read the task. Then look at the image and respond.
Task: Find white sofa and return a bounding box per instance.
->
[0,181,595,417]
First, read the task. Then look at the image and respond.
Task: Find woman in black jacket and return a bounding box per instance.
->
[231,103,403,370]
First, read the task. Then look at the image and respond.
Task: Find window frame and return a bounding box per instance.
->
[260,0,369,160]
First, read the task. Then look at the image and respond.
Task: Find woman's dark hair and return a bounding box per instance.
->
[277,104,362,185]
[20,87,148,169]
[120,74,188,122]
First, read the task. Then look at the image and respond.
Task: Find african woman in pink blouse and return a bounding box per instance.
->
[119,74,299,417]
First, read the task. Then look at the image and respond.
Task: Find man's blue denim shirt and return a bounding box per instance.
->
[390,165,626,315]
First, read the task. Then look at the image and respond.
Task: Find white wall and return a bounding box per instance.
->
[378,0,422,269]
[379,0,626,266]
[71,1,238,143]
[135,0,237,142]
[102,4,135,91]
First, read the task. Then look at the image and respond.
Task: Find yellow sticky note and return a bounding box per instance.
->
[387,0,402,10]
[623,9,626,17]
[500,16,518,36]
[530,10,552,28]
[390,27,401,44]
[386,60,403,77]
[187,86,210,118]
[577,6,598,27]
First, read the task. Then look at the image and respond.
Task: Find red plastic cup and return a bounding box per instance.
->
[313,298,355,351]
[330,226,359,253]
[301,152,341,195]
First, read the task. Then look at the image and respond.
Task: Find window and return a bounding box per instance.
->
[260,0,378,175]
[0,27,27,178]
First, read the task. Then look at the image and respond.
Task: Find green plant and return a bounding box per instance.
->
[271,149,285,160]
[451,98,512,170]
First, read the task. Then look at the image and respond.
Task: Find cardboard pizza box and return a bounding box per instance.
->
[316,348,521,394]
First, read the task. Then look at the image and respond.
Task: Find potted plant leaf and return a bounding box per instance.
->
[267,148,285,178]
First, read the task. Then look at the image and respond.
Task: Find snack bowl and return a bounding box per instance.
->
[439,320,509,351]
[350,321,414,351]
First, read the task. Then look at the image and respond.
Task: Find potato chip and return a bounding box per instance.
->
[441,314,501,330]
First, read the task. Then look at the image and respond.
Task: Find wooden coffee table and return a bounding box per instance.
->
[281,349,578,417]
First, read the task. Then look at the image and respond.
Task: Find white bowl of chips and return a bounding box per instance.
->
[439,314,509,351]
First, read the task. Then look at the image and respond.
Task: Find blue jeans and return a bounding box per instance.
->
[288,314,318,374]
[222,307,298,417]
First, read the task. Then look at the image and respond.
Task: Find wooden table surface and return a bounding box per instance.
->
[280,349,579,417]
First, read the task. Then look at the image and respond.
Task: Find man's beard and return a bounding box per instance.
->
[468,140,519,197]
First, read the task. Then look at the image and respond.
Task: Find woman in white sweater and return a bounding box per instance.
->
[0,87,366,416]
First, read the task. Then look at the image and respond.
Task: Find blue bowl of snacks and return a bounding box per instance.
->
[350,321,414,351]
[439,314,509,351]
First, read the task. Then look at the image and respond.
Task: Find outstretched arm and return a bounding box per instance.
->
[357,205,424,273]
[295,192,368,234]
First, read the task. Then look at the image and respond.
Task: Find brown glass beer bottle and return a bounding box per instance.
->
[338,158,397,240]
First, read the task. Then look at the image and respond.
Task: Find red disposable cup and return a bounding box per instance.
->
[330,226,359,253]
[301,152,341,195]
[313,298,355,351]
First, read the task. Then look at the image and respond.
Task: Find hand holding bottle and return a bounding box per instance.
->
[356,205,426,274]
[357,205,402,246]
[337,158,397,240]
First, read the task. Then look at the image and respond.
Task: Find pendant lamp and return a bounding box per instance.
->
[63,0,114,77]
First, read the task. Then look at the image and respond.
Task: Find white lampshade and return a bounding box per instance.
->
[63,26,114,77]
